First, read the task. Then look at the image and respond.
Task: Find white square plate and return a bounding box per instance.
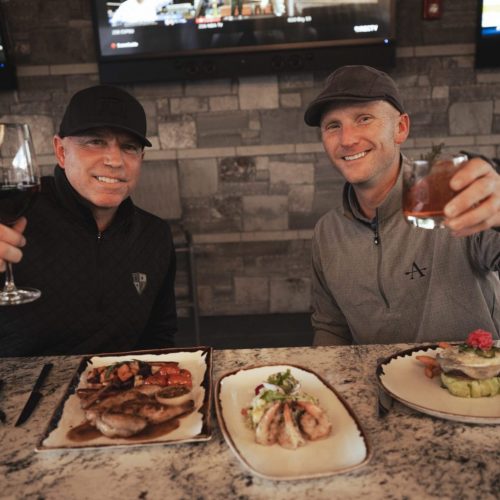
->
[37,346,213,451]
[215,363,371,480]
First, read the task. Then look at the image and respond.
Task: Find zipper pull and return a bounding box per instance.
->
[97,232,103,240]
[372,214,379,245]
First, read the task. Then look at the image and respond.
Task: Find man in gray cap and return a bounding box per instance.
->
[305,65,500,345]
[0,85,178,356]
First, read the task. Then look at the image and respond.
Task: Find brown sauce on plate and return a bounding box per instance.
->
[66,408,194,442]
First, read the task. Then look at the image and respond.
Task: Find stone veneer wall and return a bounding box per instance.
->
[1,0,499,315]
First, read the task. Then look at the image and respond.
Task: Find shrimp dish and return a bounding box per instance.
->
[241,369,332,450]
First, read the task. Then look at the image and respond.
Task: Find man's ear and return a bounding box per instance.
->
[53,135,66,168]
[395,113,410,145]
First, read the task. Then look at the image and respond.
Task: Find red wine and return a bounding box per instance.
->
[0,183,40,225]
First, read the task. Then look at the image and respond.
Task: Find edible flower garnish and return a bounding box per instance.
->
[459,329,498,358]
[466,329,494,350]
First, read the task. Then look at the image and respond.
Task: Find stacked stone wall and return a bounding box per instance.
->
[1,0,498,315]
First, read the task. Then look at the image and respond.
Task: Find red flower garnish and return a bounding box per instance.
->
[466,329,493,351]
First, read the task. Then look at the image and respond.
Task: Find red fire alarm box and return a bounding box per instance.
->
[423,0,442,20]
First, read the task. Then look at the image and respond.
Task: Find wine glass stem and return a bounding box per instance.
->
[3,262,18,293]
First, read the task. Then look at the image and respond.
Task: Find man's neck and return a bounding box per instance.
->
[352,163,401,220]
[92,207,118,233]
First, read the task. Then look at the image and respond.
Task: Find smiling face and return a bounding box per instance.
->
[320,100,410,190]
[53,127,144,229]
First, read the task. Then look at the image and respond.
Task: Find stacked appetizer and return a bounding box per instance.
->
[242,369,332,450]
[417,330,500,398]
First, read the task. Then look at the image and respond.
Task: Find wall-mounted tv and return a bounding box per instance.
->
[475,0,500,68]
[0,12,17,90]
[92,0,395,83]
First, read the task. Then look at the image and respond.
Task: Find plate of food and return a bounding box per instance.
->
[377,330,500,424]
[37,346,213,451]
[215,364,371,480]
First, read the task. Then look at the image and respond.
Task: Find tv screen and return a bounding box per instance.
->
[475,0,500,68]
[92,0,395,83]
[0,13,17,90]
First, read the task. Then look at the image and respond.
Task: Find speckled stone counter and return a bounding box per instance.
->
[1,345,499,500]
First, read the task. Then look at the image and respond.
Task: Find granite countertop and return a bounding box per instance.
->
[0,344,499,500]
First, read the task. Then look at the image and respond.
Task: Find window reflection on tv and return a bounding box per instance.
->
[476,0,500,68]
[479,0,500,36]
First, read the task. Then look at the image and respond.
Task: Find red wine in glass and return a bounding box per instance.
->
[0,123,42,305]
[0,183,40,225]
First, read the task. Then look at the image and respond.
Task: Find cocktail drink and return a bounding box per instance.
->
[402,154,467,229]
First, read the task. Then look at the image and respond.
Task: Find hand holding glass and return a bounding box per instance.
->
[402,153,468,230]
[0,123,41,305]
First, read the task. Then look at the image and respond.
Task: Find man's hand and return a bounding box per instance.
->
[444,158,500,236]
[0,218,27,272]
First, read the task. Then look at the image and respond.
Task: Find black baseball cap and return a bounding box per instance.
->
[304,65,405,127]
[58,85,152,147]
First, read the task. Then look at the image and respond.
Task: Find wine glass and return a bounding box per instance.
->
[0,122,41,305]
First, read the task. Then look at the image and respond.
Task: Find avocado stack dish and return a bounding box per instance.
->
[437,330,500,398]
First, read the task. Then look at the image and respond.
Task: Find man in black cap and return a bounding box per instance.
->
[0,85,178,356]
[305,65,500,346]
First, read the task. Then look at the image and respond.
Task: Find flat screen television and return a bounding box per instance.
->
[0,12,17,90]
[475,0,500,68]
[92,0,395,83]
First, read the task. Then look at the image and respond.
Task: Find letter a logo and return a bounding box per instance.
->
[405,262,427,280]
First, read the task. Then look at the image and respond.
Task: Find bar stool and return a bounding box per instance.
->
[171,222,201,345]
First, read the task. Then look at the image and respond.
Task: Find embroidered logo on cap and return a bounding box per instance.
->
[132,272,147,295]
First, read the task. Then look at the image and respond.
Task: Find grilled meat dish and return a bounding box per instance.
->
[78,388,194,438]
[75,360,196,439]
[95,411,148,438]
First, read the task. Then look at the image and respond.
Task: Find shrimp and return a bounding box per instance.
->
[297,401,332,440]
[278,403,306,450]
[255,402,281,445]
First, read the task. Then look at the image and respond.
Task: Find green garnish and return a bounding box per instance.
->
[259,390,289,403]
[103,361,128,379]
[458,344,498,358]
[267,369,299,394]
[420,142,445,164]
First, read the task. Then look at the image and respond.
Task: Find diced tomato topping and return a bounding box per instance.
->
[167,369,192,388]
[144,374,169,386]
[158,365,181,376]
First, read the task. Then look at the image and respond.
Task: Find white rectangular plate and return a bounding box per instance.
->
[215,364,371,480]
[37,347,213,451]
[377,345,500,424]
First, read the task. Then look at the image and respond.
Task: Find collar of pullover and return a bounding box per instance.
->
[52,165,134,234]
[343,155,406,225]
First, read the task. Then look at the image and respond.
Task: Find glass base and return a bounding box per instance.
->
[405,215,446,230]
[0,287,41,305]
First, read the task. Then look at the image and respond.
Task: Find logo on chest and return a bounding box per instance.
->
[405,262,427,280]
[132,272,147,295]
